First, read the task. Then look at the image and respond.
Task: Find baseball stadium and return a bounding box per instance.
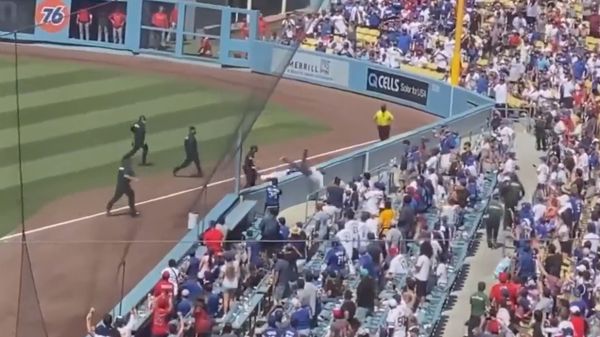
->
[0,0,505,337]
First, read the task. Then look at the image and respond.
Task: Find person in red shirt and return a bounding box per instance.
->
[153,271,174,296]
[151,6,169,48]
[76,7,93,40]
[151,292,172,337]
[198,37,213,56]
[194,298,213,337]
[489,272,510,304]
[202,220,224,253]
[109,7,126,44]
[570,306,588,337]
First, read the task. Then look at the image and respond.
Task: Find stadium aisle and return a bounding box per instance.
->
[441,122,538,337]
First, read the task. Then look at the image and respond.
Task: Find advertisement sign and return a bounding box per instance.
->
[35,0,70,33]
[271,48,349,87]
[366,67,429,105]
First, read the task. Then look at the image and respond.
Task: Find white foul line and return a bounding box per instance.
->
[1,139,377,241]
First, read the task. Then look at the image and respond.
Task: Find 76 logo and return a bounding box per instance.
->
[40,6,66,25]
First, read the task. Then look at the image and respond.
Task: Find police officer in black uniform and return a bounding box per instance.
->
[483,191,504,248]
[534,114,547,151]
[123,115,150,165]
[173,126,203,177]
[243,145,259,188]
[106,158,140,217]
[499,173,525,230]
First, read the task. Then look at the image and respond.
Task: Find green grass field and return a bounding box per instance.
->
[0,56,327,235]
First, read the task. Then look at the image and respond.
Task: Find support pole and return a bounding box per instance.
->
[234,129,242,195]
[450,0,465,86]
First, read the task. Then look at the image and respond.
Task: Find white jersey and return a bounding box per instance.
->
[336,228,354,258]
[357,221,371,249]
[386,304,410,337]
[345,220,360,249]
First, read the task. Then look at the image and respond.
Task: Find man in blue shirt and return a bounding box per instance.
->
[186,251,200,278]
[325,238,347,273]
[181,272,203,299]
[517,246,536,281]
[265,178,282,215]
[396,29,412,54]
[204,282,222,318]
[572,58,587,81]
[176,289,193,316]
[290,299,312,336]
[358,247,376,278]
[476,72,489,95]
[264,308,284,337]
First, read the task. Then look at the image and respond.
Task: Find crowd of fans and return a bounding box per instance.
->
[84,113,510,337]
[276,0,600,117]
[82,0,600,336]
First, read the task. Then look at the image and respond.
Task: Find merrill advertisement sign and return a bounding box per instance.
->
[271,48,350,87]
[366,68,429,105]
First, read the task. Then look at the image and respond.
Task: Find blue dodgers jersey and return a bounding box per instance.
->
[265,185,281,206]
[281,328,298,337]
[263,327,280,337]
[326,247,346,269]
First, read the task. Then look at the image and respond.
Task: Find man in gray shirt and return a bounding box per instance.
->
[272,252,291,303]
[312,202,332,240]
[297,274,318,317]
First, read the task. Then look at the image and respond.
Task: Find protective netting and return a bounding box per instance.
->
[0,0,326,336]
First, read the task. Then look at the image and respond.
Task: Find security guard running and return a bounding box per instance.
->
[373,104,394,141]
[243,145,259,188]
[106,157,140,217]
[173,126,203,177]
[483,190,504,249]
[123,115,150,165]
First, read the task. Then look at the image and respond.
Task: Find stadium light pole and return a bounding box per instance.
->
[450,0,465,86]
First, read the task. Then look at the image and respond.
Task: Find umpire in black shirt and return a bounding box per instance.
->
[123,115,150,165]
[106,158,140,217]
[173,126,203,177]
[243,145,259,188]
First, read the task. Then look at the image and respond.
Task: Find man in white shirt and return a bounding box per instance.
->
[583,223,600,253]
[335,222,354,260]
[576,147,590,181]
[560,75,575,109]
[493,78,508,116]
[503,152,517,174]
[386,299,410,337]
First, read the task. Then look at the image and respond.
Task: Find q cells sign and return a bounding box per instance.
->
[366,68,429,105]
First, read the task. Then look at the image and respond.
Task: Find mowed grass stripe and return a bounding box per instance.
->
[0,68,121,98]
[0,60,86,84]
[0,98,238,164]
[0,122,321,233]
[0,81,201,129]
[0,113,281,189]
[0,91,222,148]
[0,76,163,115]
